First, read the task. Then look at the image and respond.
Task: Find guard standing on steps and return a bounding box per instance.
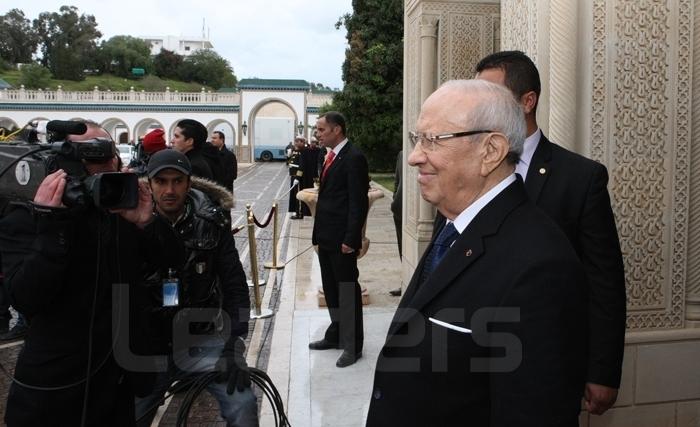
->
[287,137,305,219]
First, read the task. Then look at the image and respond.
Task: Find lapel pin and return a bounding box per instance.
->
[465,249,472,257]
[539,167,546,175]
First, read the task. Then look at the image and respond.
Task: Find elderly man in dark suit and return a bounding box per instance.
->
[309,111,369,368]
[366,80,588,426]
[475,50,626,415]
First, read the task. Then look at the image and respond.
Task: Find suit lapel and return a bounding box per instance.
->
[387,180,528,338]
[524,134,552,203]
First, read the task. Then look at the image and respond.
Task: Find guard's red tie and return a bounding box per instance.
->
[321,150,336,181]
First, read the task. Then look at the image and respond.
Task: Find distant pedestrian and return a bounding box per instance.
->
[287,137,305,219]
[211,130,237,193]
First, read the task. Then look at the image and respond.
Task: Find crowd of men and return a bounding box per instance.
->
[0,49,627,427]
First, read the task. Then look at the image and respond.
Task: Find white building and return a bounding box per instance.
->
[140,35,213,56]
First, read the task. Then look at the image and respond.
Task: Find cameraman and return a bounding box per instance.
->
[135,150,257,427]
[0,122,183,426]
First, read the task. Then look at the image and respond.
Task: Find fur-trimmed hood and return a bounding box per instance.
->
[141,176,234,210]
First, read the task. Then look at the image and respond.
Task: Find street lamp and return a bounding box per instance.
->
[297,121,304,135]
[242,121,248,136]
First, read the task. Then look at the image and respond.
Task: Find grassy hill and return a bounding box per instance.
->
[0,69,214,92]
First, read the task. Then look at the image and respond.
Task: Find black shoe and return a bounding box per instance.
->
[308,339,339,350]
[291,214,304,220]
[389,288,402,297]
[0,323,27,342]
[336,351,362,368]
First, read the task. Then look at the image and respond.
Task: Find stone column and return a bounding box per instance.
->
[417,14,440,235]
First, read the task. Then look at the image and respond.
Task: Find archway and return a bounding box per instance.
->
[134,119,165,144]
[248,99,298,161]
[101,117,130,145]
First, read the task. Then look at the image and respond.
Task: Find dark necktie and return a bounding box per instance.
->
[420,222,459,284]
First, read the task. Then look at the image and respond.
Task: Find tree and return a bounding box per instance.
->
[33,6,102,81]
[177,49,237,90]
[153,48,183,80]
[330,0,403,171]
[19,63,52,89]
[98,35,152,77]
[0,9,38,64]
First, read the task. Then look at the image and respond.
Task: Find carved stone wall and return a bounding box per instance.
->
[687,0,700,324]
[498,0,692,331]
[500,0,538,62]
[428,2,500,83]
[598,0,690,330]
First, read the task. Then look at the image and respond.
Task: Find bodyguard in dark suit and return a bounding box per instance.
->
[310,111,369,368]
[476,51,626,415]
[366,80,587,426]
[211,130,237,193]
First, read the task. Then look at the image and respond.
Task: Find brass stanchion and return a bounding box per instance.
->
[264,202,284,269]
[246,204,273,319]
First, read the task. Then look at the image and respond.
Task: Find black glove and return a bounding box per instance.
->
[216,337,251,394]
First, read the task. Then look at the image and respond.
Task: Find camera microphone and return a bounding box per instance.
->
[33,120,88,136]
[46,120,88,136]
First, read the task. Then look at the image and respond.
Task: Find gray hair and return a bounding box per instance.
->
[440,79,526,164]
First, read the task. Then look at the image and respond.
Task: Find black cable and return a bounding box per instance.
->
[0,145,49,179]
[80,212,102,427]
[172,369,291,427]
[133,377,198,424]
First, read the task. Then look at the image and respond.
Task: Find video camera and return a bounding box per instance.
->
[0,120,139,213]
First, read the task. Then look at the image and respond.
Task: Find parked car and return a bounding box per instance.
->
[117,144,134,165]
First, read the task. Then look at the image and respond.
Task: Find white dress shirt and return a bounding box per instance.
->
[515,128,542,181]
[449,174,518,234]
[331,138,349,156]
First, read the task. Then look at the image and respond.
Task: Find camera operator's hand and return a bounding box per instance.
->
[33,169,67,208]
[111,180,154,228]
[215,337,251,394]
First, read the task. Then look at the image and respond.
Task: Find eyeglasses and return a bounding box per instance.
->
[408,130,493,151]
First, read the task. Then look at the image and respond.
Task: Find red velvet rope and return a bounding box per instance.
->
[252,205,277,229]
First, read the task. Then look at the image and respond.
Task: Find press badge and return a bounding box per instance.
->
[163,268,180,307]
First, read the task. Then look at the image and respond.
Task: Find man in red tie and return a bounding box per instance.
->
[309,111,369,368]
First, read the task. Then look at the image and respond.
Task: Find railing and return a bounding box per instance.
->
[307,92,334,108]
[0,86,241,105]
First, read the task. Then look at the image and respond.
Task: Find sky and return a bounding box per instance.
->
[4,0,353,89]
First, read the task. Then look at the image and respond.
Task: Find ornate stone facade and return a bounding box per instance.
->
[688,0,700,325]
[500,0,538,62]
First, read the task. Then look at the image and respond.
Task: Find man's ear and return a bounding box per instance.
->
[520,91,538,115]
[480,133,509,176]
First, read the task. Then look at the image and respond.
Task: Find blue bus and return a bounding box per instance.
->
[254,117,294,161]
